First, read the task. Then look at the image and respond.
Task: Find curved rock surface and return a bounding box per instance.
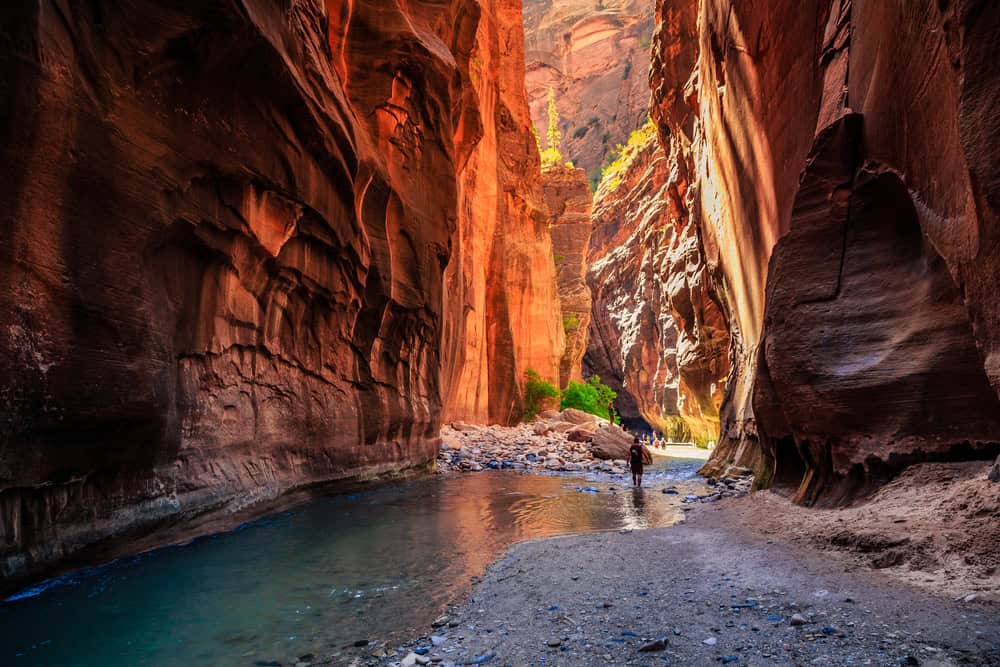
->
[0,0,563,586]
[650,0,1000,501]
[523,0,655,180]
[585,131,729,443]
[541,164,593,386]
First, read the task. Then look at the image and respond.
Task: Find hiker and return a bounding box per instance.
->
[628,436,649,487]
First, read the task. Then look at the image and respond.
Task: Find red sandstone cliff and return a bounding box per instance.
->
[523,0,654,181]
[441,0,565,425]
[650,0,1000,501]
[585,130,729,442]
[0,0,562,586]
[541,164,593,387]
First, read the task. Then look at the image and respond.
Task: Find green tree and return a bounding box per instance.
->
[539,87,565,168]
[560,375,617,419]
[523,369,560,421]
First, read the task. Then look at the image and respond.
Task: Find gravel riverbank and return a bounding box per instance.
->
[378,497,999,667]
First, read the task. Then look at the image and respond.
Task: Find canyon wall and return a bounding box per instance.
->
[651,0,1000,501]
[0,0,561,586]
[541,164,592,387]
[523,0,654,181]
[441,0,565,425]
[585,131,729,442]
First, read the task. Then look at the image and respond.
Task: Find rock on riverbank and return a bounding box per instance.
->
[436,410,638,475]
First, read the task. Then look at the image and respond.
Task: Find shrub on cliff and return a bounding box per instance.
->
[523,369,560,421]
[560,375,617,420]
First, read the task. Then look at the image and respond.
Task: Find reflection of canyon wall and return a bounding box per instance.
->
[442,0,565,424]
[585,134,729,442]
[0,0,561,585]
[651,0,1000,502]
[541,165,593,387]
[523,0,654,179]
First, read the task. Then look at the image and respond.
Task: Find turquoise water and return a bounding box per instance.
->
[1,459,702,667]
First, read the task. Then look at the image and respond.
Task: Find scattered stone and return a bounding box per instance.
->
[703,637,718,646]
[638,637,669,652]
[790,613,808,626]
[401,652,420,667]
[719,657,739,664]
[432,615,450,627]
[546,638,562,647]
[431,635,447,646]
[465,651,495,664]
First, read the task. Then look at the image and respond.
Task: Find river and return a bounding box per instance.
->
[1,457,705,666]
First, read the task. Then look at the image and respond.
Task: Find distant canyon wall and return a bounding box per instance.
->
[585,133,729,442]
[523,0,654,180]
[650,0,1000,502]
[541,164,593,388]
[0,0,563,586]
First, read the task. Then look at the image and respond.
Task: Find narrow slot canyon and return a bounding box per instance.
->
[1,1,999,665]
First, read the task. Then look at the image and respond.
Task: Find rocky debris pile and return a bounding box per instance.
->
[436,411,633,475]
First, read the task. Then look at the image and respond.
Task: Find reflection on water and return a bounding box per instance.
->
[1,459,703,667]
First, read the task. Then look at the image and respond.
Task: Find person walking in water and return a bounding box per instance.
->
[629,436,647,488]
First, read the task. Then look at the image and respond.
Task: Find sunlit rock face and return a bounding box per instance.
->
[523,0,654,180]
[441,0,565,424]
[651,0,1000,501]
[0,0,562,584]
[584,133,729,442]
[541,165,593,387]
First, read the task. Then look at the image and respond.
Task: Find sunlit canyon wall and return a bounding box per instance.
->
[0,0,563,585]
[523,0,654,180]
[651,0,1000,502]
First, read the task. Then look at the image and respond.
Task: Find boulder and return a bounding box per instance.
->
[590,425,633,460]
[566,427,594,443]
[538,410,562,420]
[559,408,598,425]
[548,421,579,433]
[990,455,1000,483]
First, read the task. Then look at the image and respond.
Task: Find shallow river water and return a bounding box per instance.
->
[1,457,704,666]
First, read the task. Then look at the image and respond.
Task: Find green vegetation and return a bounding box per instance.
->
[562,314,580,333]
[560,375,617,420]
[523,369,560,421]
[597,118,657,193]
[538,88,568,169]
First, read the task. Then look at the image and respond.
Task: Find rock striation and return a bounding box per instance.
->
[523,0,655,180]
[650,0,1000,502]
[585,131,729,443]
[541,164,593,387]
[0,0,563,586]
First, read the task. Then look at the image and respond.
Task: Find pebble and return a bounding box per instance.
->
[546,638,562,647]
[431,635,447,646]
[638,637,669,652]
[790,613,808,626]
[703,637,718,646]
[401,652,419,666]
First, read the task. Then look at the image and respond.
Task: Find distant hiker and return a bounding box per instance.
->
[607,402,616,424]
[629,436,647,487]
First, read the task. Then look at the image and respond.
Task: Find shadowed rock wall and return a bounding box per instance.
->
[585,132,729,442]
[0,0,562,586]
[650,0,1000,501]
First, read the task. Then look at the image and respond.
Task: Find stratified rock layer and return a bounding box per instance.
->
[541,164,593,387]
[650,0,1000,501]
[0,0,562,586]
[585,132,729,442]
[523,0,654,179]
